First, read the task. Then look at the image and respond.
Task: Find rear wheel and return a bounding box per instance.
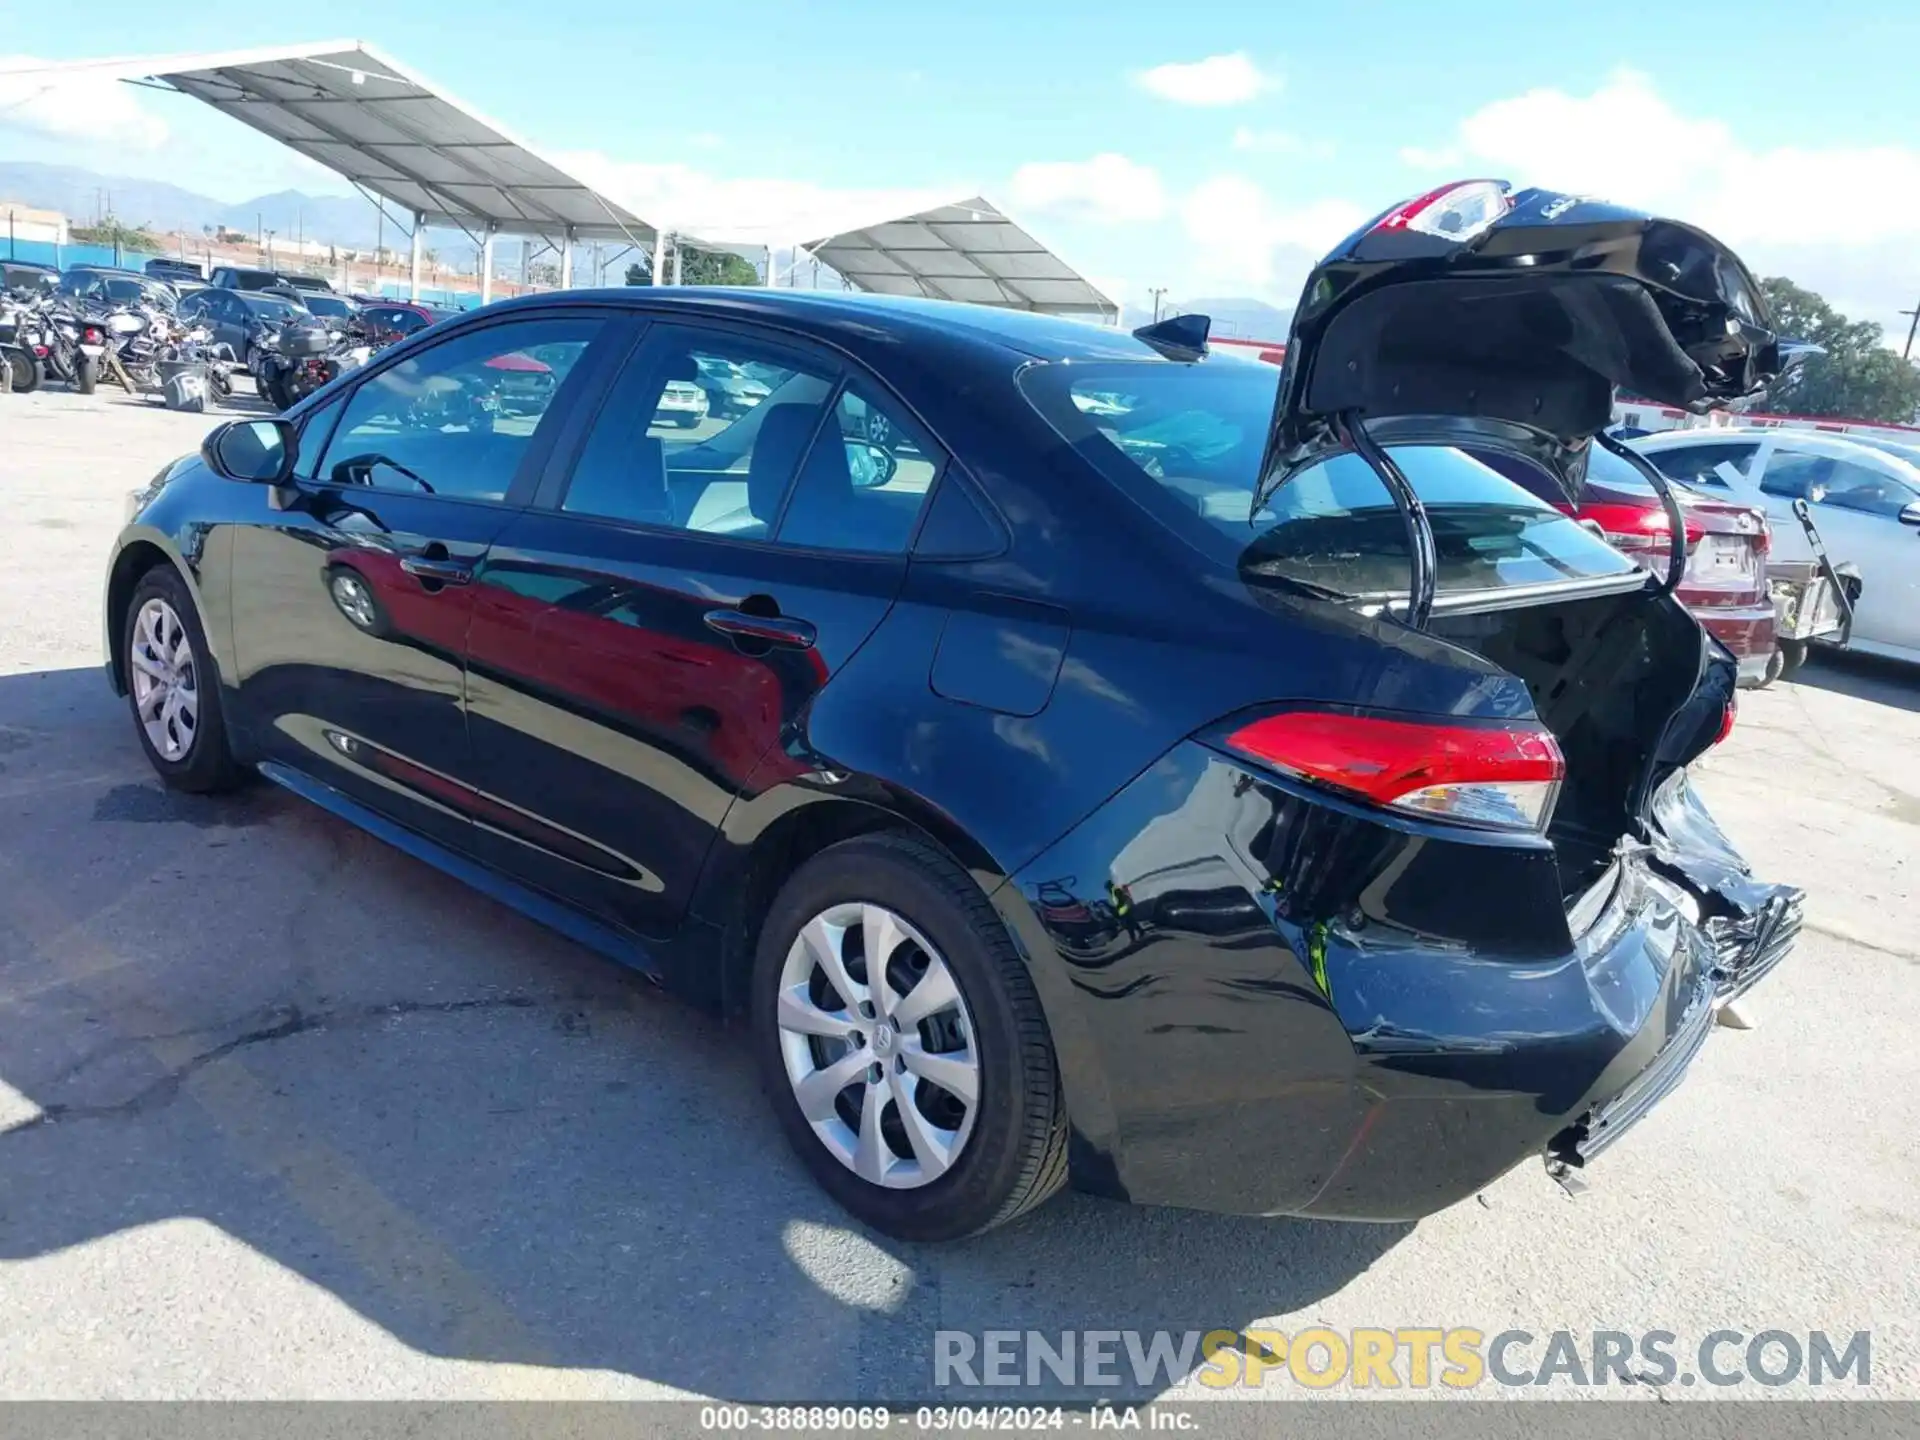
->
[1778,639,1809,681]
[75,355,97,395]
[6,349,41,393]
[751,833,1068,1241]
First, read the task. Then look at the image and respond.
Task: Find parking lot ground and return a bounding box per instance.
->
[1,386,1917,1402]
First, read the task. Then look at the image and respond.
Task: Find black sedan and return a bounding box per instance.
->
[104,183,1800,1241]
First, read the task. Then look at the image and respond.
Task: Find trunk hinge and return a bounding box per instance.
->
[1594,431,1687,596]
[1336,411,1438,629]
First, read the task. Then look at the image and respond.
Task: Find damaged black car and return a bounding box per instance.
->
[106,180,1799,1240]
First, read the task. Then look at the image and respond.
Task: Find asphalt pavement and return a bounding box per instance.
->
[1,385,1916,1402]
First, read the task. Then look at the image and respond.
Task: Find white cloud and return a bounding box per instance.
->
[1231,128,1333,159]
[1009,153,1166,225]
[1180,175,1367,297]
[558,151,963,244]
[1135,53,1273,107]
[0,56,168,150]
[1406,68,1920,250]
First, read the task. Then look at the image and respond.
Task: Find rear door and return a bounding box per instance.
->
[462,318,944,940]
[227,308,621,853]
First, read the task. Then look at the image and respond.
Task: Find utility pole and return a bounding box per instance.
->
[1149,287,1168,322]
[1902,301,1920,362]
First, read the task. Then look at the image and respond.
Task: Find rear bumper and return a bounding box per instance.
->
[1002,746,1798,1222]
[1689,601,1776,682]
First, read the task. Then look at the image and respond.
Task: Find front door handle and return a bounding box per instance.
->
[400,554,474,586]
[704,608,816,649]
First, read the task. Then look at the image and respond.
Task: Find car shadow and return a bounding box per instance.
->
[1792,648,1920,714]
[0,664,1409,1403]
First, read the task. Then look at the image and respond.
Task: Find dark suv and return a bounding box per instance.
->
[210,266,301,293]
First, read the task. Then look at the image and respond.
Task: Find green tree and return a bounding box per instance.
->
[1757,277,1920,425]
[624,245,758,287]
[70,218,161,252]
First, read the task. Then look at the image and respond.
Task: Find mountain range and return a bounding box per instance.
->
[0,161,392,250]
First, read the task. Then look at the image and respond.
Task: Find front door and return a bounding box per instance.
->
[462,320,945,940]
[226,310,620,852]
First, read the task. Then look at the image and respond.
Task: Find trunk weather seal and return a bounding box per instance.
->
[1594,430,1687,596]
[1335,411,1438,629]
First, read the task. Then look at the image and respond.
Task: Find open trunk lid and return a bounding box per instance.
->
[1258,181,1785,508]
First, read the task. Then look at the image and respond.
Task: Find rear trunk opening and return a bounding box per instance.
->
[1429,587,1721,908]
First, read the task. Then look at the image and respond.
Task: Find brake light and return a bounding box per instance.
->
[83,327,102,344]
[1373,180,1511,242]
[1223,710,1565,833]
[1714,696,1737,747]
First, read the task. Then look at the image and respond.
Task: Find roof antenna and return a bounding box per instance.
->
[1132,312,1210,362]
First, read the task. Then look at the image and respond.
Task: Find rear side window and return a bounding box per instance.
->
[1643,440,1759,489]
[1019,359,1636,602]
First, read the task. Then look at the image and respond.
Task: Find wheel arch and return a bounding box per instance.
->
[699,782,1011,1019]
[104,537,194,696]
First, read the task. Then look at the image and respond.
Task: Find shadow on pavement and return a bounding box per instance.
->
[1792,648,1920,715]
[0,664,1408,1403]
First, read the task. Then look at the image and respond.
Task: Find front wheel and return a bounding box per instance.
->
[1777,638,1809,681]
[2,348,39,393]
[123,566,245,793]
[751,833,1068,1241]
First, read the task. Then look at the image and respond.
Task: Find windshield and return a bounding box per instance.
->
[1020,359,1640,602]
[300,295,353,318]
[240,294,307,319]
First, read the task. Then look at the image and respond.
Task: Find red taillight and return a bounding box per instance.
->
[1224,711,1565,833]
[1714,697,1737,747]
[83,327,102,344]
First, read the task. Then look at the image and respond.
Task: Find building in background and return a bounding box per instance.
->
[3,202,69,249]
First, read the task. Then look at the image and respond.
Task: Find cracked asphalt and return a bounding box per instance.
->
[2,387,1917,1404]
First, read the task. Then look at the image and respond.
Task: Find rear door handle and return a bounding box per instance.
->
[400,555,474,586]
[703,608,816,649]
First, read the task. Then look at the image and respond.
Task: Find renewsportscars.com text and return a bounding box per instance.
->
[933,1328,1872,1391]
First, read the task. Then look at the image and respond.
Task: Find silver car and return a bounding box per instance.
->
[1635,428,1920,667]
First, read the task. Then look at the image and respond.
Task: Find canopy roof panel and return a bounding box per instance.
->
[0,41,656,244]
[800,197,1116,320]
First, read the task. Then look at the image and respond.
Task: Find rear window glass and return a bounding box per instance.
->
[1019,360,1640,602]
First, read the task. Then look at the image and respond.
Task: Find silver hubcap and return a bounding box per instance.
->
[129,598,198,763]
[776,902,980,1189]
[331,571,378,629]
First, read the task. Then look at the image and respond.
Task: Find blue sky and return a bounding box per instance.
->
[4,0,1918,331]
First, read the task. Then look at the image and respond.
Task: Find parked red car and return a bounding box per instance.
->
[1478,444,1778,685]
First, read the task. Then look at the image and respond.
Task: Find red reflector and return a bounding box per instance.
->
[1224,711,1565,830]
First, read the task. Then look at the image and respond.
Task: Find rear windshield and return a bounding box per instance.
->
[1019,360,1641,603]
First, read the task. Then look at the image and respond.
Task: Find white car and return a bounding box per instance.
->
[652,379,711,428]
[1635,428,1920,666]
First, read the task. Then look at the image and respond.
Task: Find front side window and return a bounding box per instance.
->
[1809,456,1920,518]
[560,329,835,537]
[1756,451,1828,501]
[1020,358,1637,602]
[316,317,603,502]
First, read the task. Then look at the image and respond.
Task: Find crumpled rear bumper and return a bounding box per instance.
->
[1545,769,1802,1179]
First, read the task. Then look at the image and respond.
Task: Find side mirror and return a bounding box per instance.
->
[202,418,297,484]
[1900,501,1920,528]
[845,440,897,490]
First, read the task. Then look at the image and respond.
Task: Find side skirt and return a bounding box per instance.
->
[256,760,665,982]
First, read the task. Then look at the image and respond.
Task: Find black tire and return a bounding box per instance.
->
[122,565,246,794]
[75,355,97,395]
[1778,638,1809,681]
[5,349,41,393]
[751,832,1068,1241]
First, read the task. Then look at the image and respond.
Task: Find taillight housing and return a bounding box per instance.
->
[1222,710,1565,833]
[1373,179,1512,242]
[1714,696,1737,747]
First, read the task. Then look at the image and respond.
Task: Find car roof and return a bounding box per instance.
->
[468,287,1173,364]
[1640,426,1920,470]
